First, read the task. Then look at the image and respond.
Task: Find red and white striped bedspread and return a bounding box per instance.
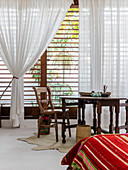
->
[61,133,128,170]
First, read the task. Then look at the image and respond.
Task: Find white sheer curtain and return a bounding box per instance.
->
[79,0,128,127]
[0,0,73,127]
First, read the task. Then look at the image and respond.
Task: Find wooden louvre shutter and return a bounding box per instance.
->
[47,5,79,107]
[0,58,12,105]
[0,57,41,107]
[24,59,41,106]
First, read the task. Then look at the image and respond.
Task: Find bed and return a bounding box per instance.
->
[61,133,128,170]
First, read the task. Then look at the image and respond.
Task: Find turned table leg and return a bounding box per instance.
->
[97,102,101,134]
[115,101,120,133]
[93,103,97,134]
[81,100,86,125]
[78,99,81,124]
[109,106,114,133]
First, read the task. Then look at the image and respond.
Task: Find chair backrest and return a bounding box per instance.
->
[33,86,54,113]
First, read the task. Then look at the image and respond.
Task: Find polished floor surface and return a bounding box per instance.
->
[0,120,68,170]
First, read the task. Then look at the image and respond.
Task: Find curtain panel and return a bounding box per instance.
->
[0,0,73,127]
[79,0,128,127]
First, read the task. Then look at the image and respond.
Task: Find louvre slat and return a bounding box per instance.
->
[24,81,41,83]
[61,24,79,26]
[48,77,78,79]
[49,86,78,88]
[56,33,78,35]
[58,29,79,31]
[47,59,78,60]
[47,69,77,70]
[65,15,79,17]
[47,71,78,73]
[48,47,78,48]
[26,73,40,75]
[47,49,78,53]
[47,81,78,83]
[47,55,78,57]
[0,64,8,66]
[53,37,78,39]
[0,90,35,92]
[0,73,11,75]
[47,63,78,65]
[24,77,40,79]
[63,20,79,22]
[0,68,8,69]
[68,11,79,13]
[30,68,40,70]
[50,42,78,44]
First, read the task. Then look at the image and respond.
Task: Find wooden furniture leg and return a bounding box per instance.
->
[93,103,97,134]
[109,106,114,133]
[115,102,120,133]
[78,99,81,124]
[38,117,41,138]
[62,98,66,143]
[81,100,85,125]
[125,100,128,133]
[54,113,58,142]
[66,112,71,137]
[97,102,101,134]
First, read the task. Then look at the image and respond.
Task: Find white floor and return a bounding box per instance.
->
[0,120,68,170]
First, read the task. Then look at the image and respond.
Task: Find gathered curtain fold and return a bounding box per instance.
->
[79,0,128,127]
[0,0,73,127]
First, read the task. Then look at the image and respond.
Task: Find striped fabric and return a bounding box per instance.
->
[61,134,128,170]
[40,127,50,134]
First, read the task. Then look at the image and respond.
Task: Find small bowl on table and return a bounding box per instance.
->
[101,92,111,97]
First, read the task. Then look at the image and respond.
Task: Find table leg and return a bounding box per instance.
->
[62,98,66,143]
[78,99,81,124]
[97,102,101,134]
[81,100,85,125]
[115,102,120,133]
[109,106,114,133]
[125,100,128,133]
[93,104,97,134]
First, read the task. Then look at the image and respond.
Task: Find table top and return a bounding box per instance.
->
[60,95,127,100]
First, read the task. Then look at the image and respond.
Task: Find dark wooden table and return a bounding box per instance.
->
[60,96,127,143]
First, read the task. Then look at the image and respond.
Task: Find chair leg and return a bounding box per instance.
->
[54,113,58,142]
[38,117,41,138]
[67,112,71,137]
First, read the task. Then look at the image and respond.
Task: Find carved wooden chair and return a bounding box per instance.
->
[33,86,71,142]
